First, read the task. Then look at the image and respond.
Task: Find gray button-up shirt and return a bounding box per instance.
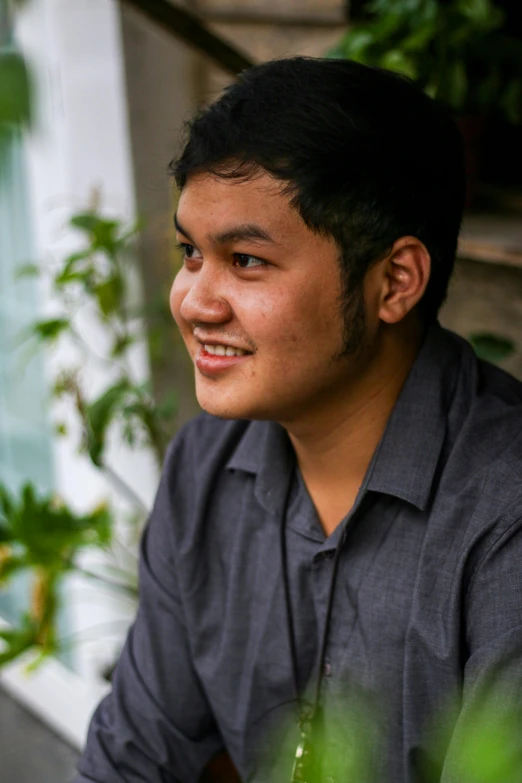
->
[75,324,522,783]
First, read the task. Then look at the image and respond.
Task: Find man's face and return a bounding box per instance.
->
[170,171,373,423]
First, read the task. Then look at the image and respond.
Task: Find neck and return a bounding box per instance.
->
[282,322,424,534]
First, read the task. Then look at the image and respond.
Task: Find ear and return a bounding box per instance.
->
[378,237,431,324]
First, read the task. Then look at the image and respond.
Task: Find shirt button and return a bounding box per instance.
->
[314,550,334,563]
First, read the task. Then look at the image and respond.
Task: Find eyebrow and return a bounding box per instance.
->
[174,213,276,246]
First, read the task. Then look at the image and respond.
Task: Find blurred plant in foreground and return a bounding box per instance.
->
[0,0,32,172]
[0,207,177,672]
[423,687,522,783]
[268,690,522,783]
[0,485,112,667]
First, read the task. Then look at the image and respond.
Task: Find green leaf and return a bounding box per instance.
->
[54,249,93,287]
[367,10,408,42]
[86,380,130,466]
[95,275,124,318]
[380,49,418,79]
[31,318,70,343]
[452,703,522,783]
[111,334,135,358]
[70,212,121,255]
[69,212,103,234]
[0,484,15,523]
[470,333,516,363]
[338,29,376,60]
[0,615,39,668]
[456,0,504,31]
[52,371,77,398]
[0,553,28,584]
[401,21,437,52]
[0,482,113,571]
[82,503,112,548]
[0,51,32,128]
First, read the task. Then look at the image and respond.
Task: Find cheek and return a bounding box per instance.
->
[240,286,299,347]
[246,284,333,359]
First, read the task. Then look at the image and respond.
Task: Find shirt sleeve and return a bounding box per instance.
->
[439,510,522,782]
[73,436,224,783]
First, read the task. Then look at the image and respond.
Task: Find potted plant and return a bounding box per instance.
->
[329,0,522,206]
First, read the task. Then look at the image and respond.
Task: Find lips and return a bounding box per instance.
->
[195,343,252,376]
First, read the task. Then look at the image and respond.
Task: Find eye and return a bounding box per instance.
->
[233,254,267,270]
[177,242,202,260]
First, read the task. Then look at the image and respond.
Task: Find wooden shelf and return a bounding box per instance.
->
[200,7,347,27]
[458,212,522,268]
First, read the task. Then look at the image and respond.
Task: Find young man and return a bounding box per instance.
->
[74,58,522,783]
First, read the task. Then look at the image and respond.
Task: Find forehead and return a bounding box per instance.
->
[177,171,304,239]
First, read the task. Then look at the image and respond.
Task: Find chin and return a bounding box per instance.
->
[198,399,261,421]
[196,385,243,420]
[199,401,244,420]
[196,388,274,422]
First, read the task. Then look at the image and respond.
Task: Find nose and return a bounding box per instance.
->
[175,264,233,327]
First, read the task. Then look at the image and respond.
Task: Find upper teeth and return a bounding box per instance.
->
[204,344,247,357]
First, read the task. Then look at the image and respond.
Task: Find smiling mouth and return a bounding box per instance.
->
[202,344,251,357]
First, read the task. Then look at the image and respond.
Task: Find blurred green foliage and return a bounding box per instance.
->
[0,0,180,677]
[276,694,522,782]
[330,0,522,122]
[0,484,111,666]
[19,209,177,467]
[0,50,31,125]
[0,208,177,672]
[469,332,516,362]
[0,0,32,170]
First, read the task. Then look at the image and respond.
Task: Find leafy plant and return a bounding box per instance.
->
[469,332,516,362]
[0,0,32,171]
[20,208,177,469]
[0,484,112,667]
[1,0,182,675]
[267,693,522,782]
[330,0,522,123]
[0,207,178,672]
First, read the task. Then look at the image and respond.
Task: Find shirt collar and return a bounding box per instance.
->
[226,322,461,514]
[227,418,293,514]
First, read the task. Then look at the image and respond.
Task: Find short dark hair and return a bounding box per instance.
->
[171,56,466,326]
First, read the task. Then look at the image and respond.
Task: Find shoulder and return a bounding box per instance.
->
[435,332,522,549]
[462,345,522,483]
[437,329,522,473]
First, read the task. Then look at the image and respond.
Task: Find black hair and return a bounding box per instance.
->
[171,56,465,330]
